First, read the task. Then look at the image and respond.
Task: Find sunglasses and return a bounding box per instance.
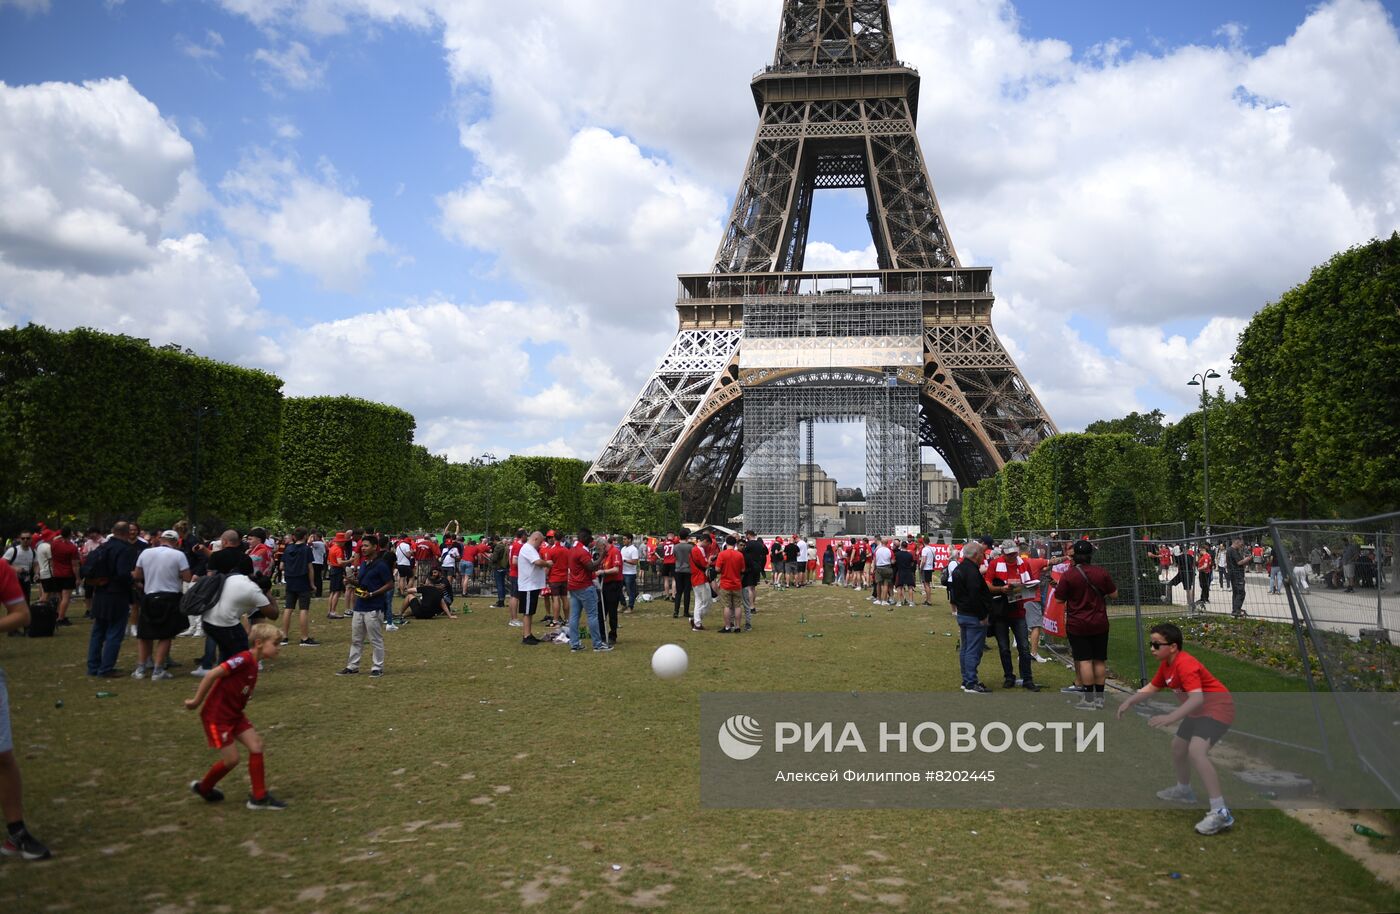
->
[1148,641,1169,650]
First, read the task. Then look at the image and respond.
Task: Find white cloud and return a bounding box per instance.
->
[220,149,388,290]
[0,0,50,13]
[0,78,201,274]
[176,29,225,60]
[278,298,635,460]
[438,126,724,330]
[0,232,278,363]
[252,41,326,90]
[0,78,278,364]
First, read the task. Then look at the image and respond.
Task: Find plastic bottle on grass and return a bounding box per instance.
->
[95,691,116,699]
[1352,824,1387,839]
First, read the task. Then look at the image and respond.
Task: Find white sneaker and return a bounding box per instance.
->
[385,624,400,632]
[149,668,174,681]
[507,620,523,628]
[1073,696,1104,711]
[131,666,147,680]
[190,666,210,677]
[1032,654,1050,663]
[1156,783,1198,803]
[1194,808,1235,835]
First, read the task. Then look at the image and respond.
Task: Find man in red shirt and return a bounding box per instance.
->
[0,559,51,860]
[326,533,348,619]
[661,534,677,599]
[564,529,608,652]
[507,530,526,629]
[1117,622,1236,836]
[247,528,273,579]
[184,622,287,810]
[688,541,711,631]
[46,527,81,627]
[984,541,1043,692]
[542,531,567,628]
[598,536,625,644]
[1195,543,1214,608]
[1048,539,1117,710]
[715,536,748,633]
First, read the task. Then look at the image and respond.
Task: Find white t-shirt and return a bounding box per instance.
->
[440,544,460,569]
[310,540,327,564]
[35,541,53,579]
[620,544,640,573]
[920,545,936,571]
[874,545,893,567]
[797,540,809,562]
[517,542,546,591]
[3,544,34,576]
[395,541,414,566]
[204,574,272,627]
[136,545,190,594]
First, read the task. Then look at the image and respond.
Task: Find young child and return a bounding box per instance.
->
[184,622,287,810]
[1117,622,1236,835]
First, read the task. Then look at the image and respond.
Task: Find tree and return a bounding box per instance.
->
[1084,409,1167,447]
[278,397,415,528]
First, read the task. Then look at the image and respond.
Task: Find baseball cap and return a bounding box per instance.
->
[546,530,557,537]
[161,529,180,540]
[1072,539,1095,556]
[1000,539,1018,554]
[978,535,995,548]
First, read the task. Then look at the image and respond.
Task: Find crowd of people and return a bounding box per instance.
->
[0,516,1256,861]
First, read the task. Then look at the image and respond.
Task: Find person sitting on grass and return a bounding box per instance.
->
[185,622,288,810]
[1116,622,1236,836]
[403,569,458,621]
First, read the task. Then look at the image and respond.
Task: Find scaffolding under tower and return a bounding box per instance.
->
[740,293,923,536]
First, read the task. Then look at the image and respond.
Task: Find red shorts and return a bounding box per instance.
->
[203,715,252,749]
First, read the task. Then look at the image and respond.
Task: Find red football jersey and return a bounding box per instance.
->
[202,651,259,721]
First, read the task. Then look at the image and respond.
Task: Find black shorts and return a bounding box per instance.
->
[851,560,865,571]
[1067,631,1109,662]
[921,569,934,583]
[548,581,567,597]
[1176,716,1231,746]
[328,569,345,593]
[284,590,310,611]
[43,577,75,594]
[137,592,186,641]
[397,565,413,580]
[519,589,541,616]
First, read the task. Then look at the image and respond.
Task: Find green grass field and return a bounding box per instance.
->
[2,583,1397,913]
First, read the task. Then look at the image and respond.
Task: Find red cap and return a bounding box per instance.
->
[546,530,557,537]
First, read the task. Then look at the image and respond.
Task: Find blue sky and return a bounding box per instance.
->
[2,0,1398,490]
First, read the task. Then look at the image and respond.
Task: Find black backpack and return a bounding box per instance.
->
[80,540,118,584]
[180,573,228,617]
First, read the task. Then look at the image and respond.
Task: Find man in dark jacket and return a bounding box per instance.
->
[948,541,992,693]
[280,527,319,647]
[85,522,138,677]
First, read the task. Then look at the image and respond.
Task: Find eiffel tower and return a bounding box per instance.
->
[586,0,1056,530]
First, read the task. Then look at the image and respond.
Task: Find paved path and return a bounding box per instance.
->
[1121,571,1400,642]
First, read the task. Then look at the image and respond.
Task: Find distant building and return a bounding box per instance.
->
[921,465,959,507]
[840,501,867,536]
[798,463,837,508]
[835,486,865,502]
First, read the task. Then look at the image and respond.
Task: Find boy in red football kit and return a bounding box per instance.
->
[185,622,288,810]
[1117,622,1236,835]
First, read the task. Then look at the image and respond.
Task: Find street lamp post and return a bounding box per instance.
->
[1186,369,1221,535]
[480,452,498,536]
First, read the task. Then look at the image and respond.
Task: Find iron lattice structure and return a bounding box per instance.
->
[587,0,1056,527]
